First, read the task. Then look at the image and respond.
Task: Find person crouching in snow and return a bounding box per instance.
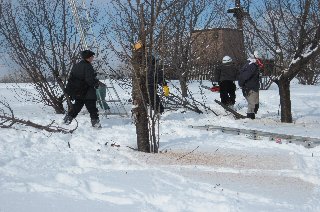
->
[214,55,238,107]
[238,51,264,119]
[64,50,101,128]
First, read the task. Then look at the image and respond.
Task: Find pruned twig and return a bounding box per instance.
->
[176,146,199,161]
[165,94,203,114]
[0,100,77,134]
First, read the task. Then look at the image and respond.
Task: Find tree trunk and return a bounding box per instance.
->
[132,83,150,152]
[52,69,73,112]
[180,75,188,98]
[52,100,65,114]
[277,78,292,123]
[150,115,158,153]
[132,51,150,153]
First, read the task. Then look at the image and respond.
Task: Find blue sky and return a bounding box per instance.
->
[0,0,265,77]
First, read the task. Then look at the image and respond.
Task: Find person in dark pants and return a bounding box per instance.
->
[214,55,238,107]
[238,51,263,119]
[147,55,167,114]
[64,50,101,128]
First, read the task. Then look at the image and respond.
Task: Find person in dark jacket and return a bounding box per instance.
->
[238,51,264,119]
[147,55,167,114]
[214,55,238,106]
[64,50,101,128]
[133,40,168,114]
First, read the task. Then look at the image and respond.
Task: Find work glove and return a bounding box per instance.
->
[69,95,74,101]
[242,87,250,97]
[163,85,169,97]
[98,81,106,87]
[94,80,100,89]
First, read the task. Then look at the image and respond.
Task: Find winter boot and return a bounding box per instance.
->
[246,113,255,119]
[63,114,73,125]
[91,119,102,128]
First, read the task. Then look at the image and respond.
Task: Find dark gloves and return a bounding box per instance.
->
[69,95,74,101]
[94,80,100,89]
[162,80,168,86]
[98,81,106,87]
[242,87,250,97]
[212,82,220,86]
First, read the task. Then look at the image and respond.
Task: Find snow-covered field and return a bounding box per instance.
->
[0,81,320,212]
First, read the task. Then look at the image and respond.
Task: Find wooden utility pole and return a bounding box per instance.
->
[227,0,247,30]
[235,0,243,30]
[227,0,247,62]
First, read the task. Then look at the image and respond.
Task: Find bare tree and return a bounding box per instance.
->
[102,0,184,152]
[296,56,320,85]
[163,0,221,99]
[0,0,81,114]
[242,0,320,123]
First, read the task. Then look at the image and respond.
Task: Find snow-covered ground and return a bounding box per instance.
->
[0,81,320,212]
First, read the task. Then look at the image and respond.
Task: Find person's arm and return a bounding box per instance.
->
[238,63,254,87]
[84,64,99,88]
[247,64,257,80]
[242,64,256,82]
[156,66,167,86]
[214,66,221,82]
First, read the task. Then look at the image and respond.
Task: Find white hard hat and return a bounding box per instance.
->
[222,56,232,64]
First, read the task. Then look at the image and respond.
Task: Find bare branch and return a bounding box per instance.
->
[0,100,77,134]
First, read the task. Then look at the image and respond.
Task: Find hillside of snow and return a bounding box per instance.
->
[0,81,319,212]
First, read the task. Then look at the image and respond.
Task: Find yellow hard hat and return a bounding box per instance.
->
[133,40,143,51]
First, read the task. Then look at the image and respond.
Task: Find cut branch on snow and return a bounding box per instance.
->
[0,101,77,134]
[165,94,203,114]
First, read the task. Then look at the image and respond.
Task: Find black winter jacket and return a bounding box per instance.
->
[67,60,99,100]
[214,63,238,82]
[147,56,166,88]
[238,60,260,92]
